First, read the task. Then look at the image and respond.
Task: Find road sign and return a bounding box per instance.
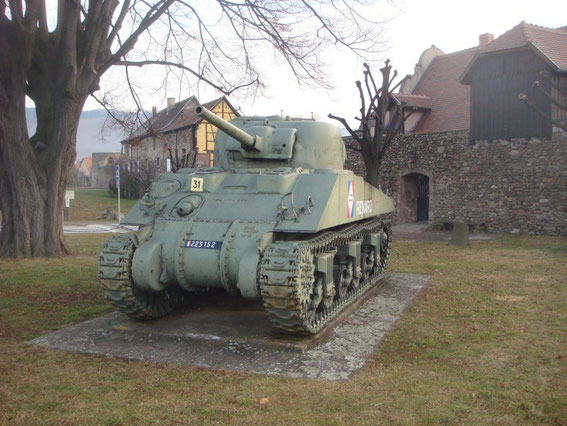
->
[116,165,121,225]
[65,190,75,200]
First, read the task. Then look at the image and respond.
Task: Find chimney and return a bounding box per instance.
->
[152,106,157,117]
[479,33,494,48]
[167,97,175,112]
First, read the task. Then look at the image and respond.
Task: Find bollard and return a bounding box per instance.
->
[450,222,469,246]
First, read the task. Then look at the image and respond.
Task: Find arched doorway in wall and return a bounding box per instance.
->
[399,172,429,223]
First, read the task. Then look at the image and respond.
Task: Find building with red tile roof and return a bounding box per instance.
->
[74,157,92,187]
[411,47,478,133]
[461,21,567,79]
[399,22,566,137]
[122,96,239,170]
[461,22,566,140]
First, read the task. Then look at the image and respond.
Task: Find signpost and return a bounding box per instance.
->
[115,165,120,224]
[63,190,75,221]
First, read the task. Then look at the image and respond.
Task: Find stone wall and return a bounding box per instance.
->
[344,131,567,235]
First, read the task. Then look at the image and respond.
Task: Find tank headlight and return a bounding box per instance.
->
[177,202,195,216]
[173,195,203,217]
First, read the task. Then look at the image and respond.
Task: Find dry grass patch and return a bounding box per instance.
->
[0,233,565,424]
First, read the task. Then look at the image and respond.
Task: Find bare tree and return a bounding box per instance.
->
[167,145,196,173]
[329,61,410,186]
[0,0,389,258]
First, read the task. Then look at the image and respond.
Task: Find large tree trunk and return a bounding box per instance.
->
[0,89,84,258]
[0,0,93,258]
[0,29,85,258]
[359,142,380,188]
[364,160,380,189]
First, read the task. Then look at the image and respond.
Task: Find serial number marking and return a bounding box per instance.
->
[356,199,373,215]
[184,240,223,249]
[190,177,204,192]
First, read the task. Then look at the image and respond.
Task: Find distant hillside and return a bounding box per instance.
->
[25,108,126,160]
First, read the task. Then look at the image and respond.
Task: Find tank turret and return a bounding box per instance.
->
[98,105,395,335]
[196,105,346,170]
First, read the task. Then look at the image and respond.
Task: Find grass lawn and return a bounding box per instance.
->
[0,234,565,424]
[67,188,137,222]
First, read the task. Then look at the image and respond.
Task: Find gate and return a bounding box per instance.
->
[416,174,429,222]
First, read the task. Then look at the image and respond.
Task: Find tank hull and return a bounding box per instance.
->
[118,168,393,301]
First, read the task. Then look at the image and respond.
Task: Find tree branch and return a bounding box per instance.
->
[329,60,407,185]
[345,144,362,153]
[107,0,131,47]
[38,0,48,32]
[534,81,567,111]
[82,0,120,77]
[519,93,566,132]
[328,113,362,144]
[116,60,259,94]
[91,92,126,126]
[8,0,23,26]
[539,70,567,97]
[100,0,176,73]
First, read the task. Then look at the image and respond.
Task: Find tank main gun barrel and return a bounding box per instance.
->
[195,105,256,150]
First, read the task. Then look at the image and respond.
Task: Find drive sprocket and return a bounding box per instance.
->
[98,234,185,319]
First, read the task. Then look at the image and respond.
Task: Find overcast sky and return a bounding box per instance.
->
[84,0,564,128]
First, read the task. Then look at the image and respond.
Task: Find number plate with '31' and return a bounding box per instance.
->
[190,177,204,192]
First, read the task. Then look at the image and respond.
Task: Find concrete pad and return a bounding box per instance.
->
[30,273,429,381]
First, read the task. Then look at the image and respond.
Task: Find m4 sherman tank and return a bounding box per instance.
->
[98,106,395,334]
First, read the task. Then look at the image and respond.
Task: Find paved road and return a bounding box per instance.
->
[64,223,137,234]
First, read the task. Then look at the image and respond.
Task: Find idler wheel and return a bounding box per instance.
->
[98,234,186,319]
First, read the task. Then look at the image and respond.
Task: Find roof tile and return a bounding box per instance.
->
[481,22,567,71]
[82,157,92,174]
[412,48,478,133]
[127,96,237,141]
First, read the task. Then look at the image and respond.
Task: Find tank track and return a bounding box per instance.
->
[259,218,392,334]
[98,234,185,319]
